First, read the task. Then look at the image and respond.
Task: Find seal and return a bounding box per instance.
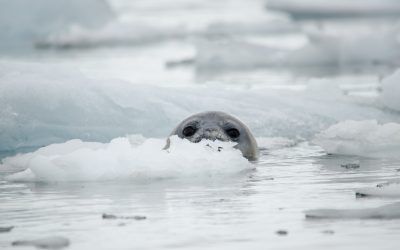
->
[165,111,259,161]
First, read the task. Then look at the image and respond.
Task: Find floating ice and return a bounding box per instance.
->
[1,62,398,153]
[36,22,188,49]
[314,120,400,158]
[195,31,400,68]
[356,181,400,198]
[0,0,112,50]
[12,236,70,249]
[204,19,298,37]
[305,202,400,219]
[38,17,298,49]
[267,0,400,19]
[1,136,252,182]
[381,70,400,112]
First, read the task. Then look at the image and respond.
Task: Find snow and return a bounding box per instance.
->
[305,202,400,219]
[1,136,251,182]
[267,0,400,19]
[313,120,400,158]
[0,0,113,50]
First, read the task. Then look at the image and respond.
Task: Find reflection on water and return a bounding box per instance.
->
[1,143,400,249]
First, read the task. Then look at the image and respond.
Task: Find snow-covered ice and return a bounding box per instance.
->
[1,136,251,182]
[314,120,400,158]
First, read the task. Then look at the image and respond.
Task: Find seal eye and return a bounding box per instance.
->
[182,126,197,137]
[226,128,240,139]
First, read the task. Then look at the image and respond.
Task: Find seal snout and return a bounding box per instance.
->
[194,127,228,143]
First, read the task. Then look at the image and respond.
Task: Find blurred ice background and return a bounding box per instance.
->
[1,0,400,249]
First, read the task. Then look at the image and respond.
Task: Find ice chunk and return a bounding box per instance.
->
[356,182,400,198]
[12,236,70,249]
[305,202,400,219]
[381,70,400,112]
[2,136,252,182]
[313,120,400,158]
[0,0,112,50]
[267,0,400,19]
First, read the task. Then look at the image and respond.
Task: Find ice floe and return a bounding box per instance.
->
[305,202,400,219]
[1,62,398,153]
[267,0,400,19]
[356,181,400,198]
[314,120,400,158]
[36,22,188,49]
[37,17,298,49]
[0,0,112,50]
[12,236,70,249]
[195,30,400,69]
[381,69,400,112]
[1,136,251,182]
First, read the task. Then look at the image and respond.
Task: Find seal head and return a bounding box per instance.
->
[165,111,259,161]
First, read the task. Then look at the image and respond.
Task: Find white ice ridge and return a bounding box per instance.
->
[356,181,400,198]
[313,120,400,158]
[305,202,400,219]
[195,30,400,68]
[381,70,400,112]
[1,135,252,182]
[267,0,400,18]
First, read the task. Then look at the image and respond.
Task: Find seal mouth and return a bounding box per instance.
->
[191,129,229,143]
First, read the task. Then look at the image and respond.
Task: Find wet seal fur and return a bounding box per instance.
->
[164,111,259,161]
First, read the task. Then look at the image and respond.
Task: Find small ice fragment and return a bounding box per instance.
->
[102,213,146,220]
[355,181,400,198]
[313,120,400,158]
[275,230,288,236]
[0,226,14,233]
[340,163,360,169]
[11,236,70,249]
